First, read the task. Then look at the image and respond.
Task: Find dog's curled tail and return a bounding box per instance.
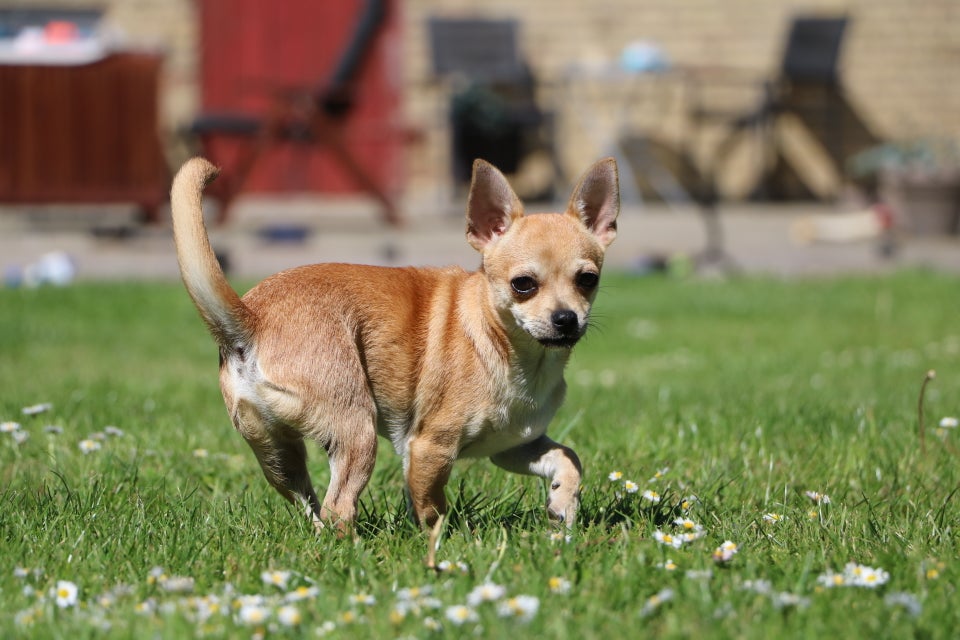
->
[171,158,254,348]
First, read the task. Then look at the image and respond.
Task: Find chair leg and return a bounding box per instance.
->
[310,115,403,227]
[198,107,403,227]
[203,127,277,225]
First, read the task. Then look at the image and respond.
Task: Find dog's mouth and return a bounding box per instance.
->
[537,336,581,349]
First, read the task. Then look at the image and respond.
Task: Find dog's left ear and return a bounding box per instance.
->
[466,159,525,252]
[566,158,620,248]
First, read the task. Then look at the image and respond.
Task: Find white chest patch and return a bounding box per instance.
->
[456,370,566,459]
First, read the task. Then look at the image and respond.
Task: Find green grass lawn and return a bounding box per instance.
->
[1,270,958,638]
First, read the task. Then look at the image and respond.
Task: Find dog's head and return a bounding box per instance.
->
[466,158,619,349]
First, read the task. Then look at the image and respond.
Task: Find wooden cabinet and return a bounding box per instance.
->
[0,52,169,222]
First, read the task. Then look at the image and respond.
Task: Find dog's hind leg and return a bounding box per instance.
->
[318,412,378,531]
[234,399,325,532]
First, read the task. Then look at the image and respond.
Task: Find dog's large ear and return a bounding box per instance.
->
[566,158,620,248]
[466,159,524,251]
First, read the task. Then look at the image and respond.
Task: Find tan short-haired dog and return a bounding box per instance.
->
[171,157,619,564]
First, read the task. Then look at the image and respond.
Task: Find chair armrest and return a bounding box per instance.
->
[681,65,779,124]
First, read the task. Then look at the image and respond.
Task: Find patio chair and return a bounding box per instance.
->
[186,0,403,225]
[427,17,562,199]
[691,15,878,201]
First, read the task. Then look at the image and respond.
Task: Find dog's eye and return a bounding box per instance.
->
[576,272,599,290]
[511,276,538,296]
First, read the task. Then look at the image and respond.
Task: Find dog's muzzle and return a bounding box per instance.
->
[538,309,583,348]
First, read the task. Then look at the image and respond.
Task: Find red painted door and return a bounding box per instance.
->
[197,0,404,195]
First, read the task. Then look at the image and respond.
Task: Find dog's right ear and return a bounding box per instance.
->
[466,159,524,251]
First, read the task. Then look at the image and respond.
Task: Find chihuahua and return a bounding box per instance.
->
[170,157,619,564]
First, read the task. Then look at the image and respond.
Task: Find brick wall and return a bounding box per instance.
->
[4,0,958,197]
[403,0,960,196]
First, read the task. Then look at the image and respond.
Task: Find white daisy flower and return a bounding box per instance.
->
[284,585,319,602]
[712,541,739,563]
[805,491,831,505]
[188,595,223,622]
[261,570,292,590]
[389,604,410,624]
[642,490,661,504]
[147,566,167,585]
[653,530,683,549]
[939,416,958,428]
[232,594,265,609]
[497,595,539,622]
[466,582,505,606]
[885,592,922,617]
[772,592,811,610]
[548,576,572,594]
[159,576,194,593]
[350,593,376,606]
[22,403,52,416]
[844,563,890,588]
[276,605,302,626]
[623,480,639,494]
[762,513,785,524]
[103,426,124,437]
[608,470,623,481]
[680,529,707,542]
[680,495,699,511]
[817,571,847,588]
[673,517,703,532]
[237,603,269,625]
[397,585,433,601]
[78,439,101,454]
[14,606,42,626]
[740,579,772,594]
[436,560,469,573]
[1,421,21,433]
[316,620,337,635]
[134,599,157,615]
[657,559,678,571]
[338,610,359,624]
[640,588,674,617]
[444,605,478,625]
[14,567,29,579]
[649,467,670,482]
[816,563,890,589]
[53,580,79,608]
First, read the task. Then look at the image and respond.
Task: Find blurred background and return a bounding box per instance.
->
[1,0,958,280]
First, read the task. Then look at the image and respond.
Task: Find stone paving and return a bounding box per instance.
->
[1,195,958,284]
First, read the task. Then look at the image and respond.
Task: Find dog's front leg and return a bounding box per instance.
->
[491,435,582,527]
[406,433,457,568]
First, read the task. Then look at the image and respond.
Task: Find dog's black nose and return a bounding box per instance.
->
[551,309,579,334]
